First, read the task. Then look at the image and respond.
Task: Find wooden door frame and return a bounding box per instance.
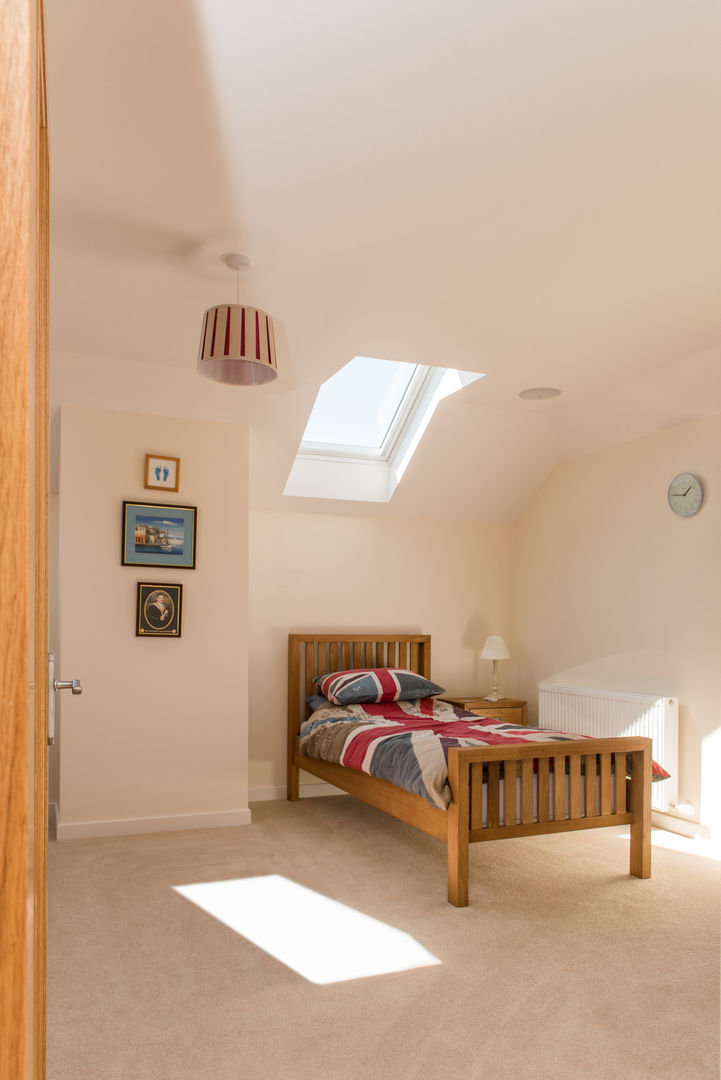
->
[0,1,45,1078]
[34,2,50,1076]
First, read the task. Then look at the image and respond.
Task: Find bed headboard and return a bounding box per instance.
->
[287,633,432,742]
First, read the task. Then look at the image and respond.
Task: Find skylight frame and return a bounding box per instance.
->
[299,364,432,463]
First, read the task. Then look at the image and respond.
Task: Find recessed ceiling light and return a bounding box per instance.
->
[518,387,561,400]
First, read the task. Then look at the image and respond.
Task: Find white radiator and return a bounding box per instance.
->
[537,683,678,812]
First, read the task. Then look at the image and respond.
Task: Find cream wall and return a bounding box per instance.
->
[55,406,250,838]
[53,407,720,835]
[248,510,516,796]
[514,415,721,834]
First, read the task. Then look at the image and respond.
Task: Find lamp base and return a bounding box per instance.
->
[483,694,502,701]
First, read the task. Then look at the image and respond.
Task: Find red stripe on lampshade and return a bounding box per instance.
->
[210,308,219,355]
[240,307,245,356]
[255,310,261,359]
[224,306,231,356]
[266,316,272,364]
[200,311,208,356]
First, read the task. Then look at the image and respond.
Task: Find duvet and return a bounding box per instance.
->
[300,698,670,810]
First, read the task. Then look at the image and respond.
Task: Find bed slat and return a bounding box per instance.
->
[614,752,626,813]
[487,761,500,827]
[569,754,582,818]
[553,755,565,820]
[538,758,550,822]
[520,759,534,823]
[600,754,612,816]
[305,642,315,699]
[470,763,483,829]
[504,761,516,825]
[584,755,597,816]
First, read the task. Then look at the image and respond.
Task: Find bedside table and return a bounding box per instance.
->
[441,696,528,726]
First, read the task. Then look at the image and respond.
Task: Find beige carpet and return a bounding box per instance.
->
[47,797,719,1080]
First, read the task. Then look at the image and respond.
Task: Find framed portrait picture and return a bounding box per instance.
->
[136,582,183,637]
[144,453,180,492]
[122,501,197,569]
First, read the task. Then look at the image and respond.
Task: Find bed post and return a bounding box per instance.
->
[287,636,300,801]
[628,742,651,878]
[288,759,300,802]
[447,749,469,907]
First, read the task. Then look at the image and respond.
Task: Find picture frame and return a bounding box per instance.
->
[136,582,183,637]
[144,453,180,492]
[122,501,197,569]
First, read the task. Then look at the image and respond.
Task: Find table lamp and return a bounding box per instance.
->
[480,635,511,701]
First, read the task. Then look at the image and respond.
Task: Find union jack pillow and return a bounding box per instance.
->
[315,668,445,705]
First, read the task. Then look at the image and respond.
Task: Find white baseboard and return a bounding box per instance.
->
[249,781,349,802]
[54,801,706,840]
[652,809,712,841]
[56,807,252,841]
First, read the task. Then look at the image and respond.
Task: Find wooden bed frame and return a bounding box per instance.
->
[287,633,652,906]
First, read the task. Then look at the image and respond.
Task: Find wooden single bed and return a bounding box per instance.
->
[287,632,652,906]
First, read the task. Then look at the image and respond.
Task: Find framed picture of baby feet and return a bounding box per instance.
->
[144,453,180,492]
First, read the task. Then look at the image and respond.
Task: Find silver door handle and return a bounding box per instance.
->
[53,678,82,694]
[48,653,82,745]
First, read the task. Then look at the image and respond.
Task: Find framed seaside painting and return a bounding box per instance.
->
[122,501,197,569]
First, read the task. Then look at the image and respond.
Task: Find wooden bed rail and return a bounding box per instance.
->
[447,738,652,906]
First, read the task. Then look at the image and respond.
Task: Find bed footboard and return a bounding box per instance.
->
[447,737,652,907]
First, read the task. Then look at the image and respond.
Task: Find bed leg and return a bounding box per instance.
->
[287,761,300,802]
[629,744,651,878]
[447,750,469,906]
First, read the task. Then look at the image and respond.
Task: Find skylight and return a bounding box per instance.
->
[301,356,418,453]
[284,356,485,503]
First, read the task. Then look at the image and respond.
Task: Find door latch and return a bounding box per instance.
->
[47,653,82,745]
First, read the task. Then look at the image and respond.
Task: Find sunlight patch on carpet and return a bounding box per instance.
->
[173,875,441,984]
[618,829,721,862]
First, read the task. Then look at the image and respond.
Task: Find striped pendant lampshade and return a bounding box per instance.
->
[198,303,278,385]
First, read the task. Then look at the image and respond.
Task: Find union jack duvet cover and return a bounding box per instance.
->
[300,698,669,810]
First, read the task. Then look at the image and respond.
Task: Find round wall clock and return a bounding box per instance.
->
[667,472,703,517]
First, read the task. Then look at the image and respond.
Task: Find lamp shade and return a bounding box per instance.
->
[480,635,511,661]
[198,303,278,385]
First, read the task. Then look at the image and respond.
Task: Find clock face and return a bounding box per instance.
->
[667,472,703,517]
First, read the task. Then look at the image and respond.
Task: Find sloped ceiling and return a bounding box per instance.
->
[46,0,721,520]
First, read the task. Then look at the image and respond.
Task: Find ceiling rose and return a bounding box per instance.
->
[518,387,561,400]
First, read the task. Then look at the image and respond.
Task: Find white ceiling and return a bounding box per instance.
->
[46,0,721,521]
